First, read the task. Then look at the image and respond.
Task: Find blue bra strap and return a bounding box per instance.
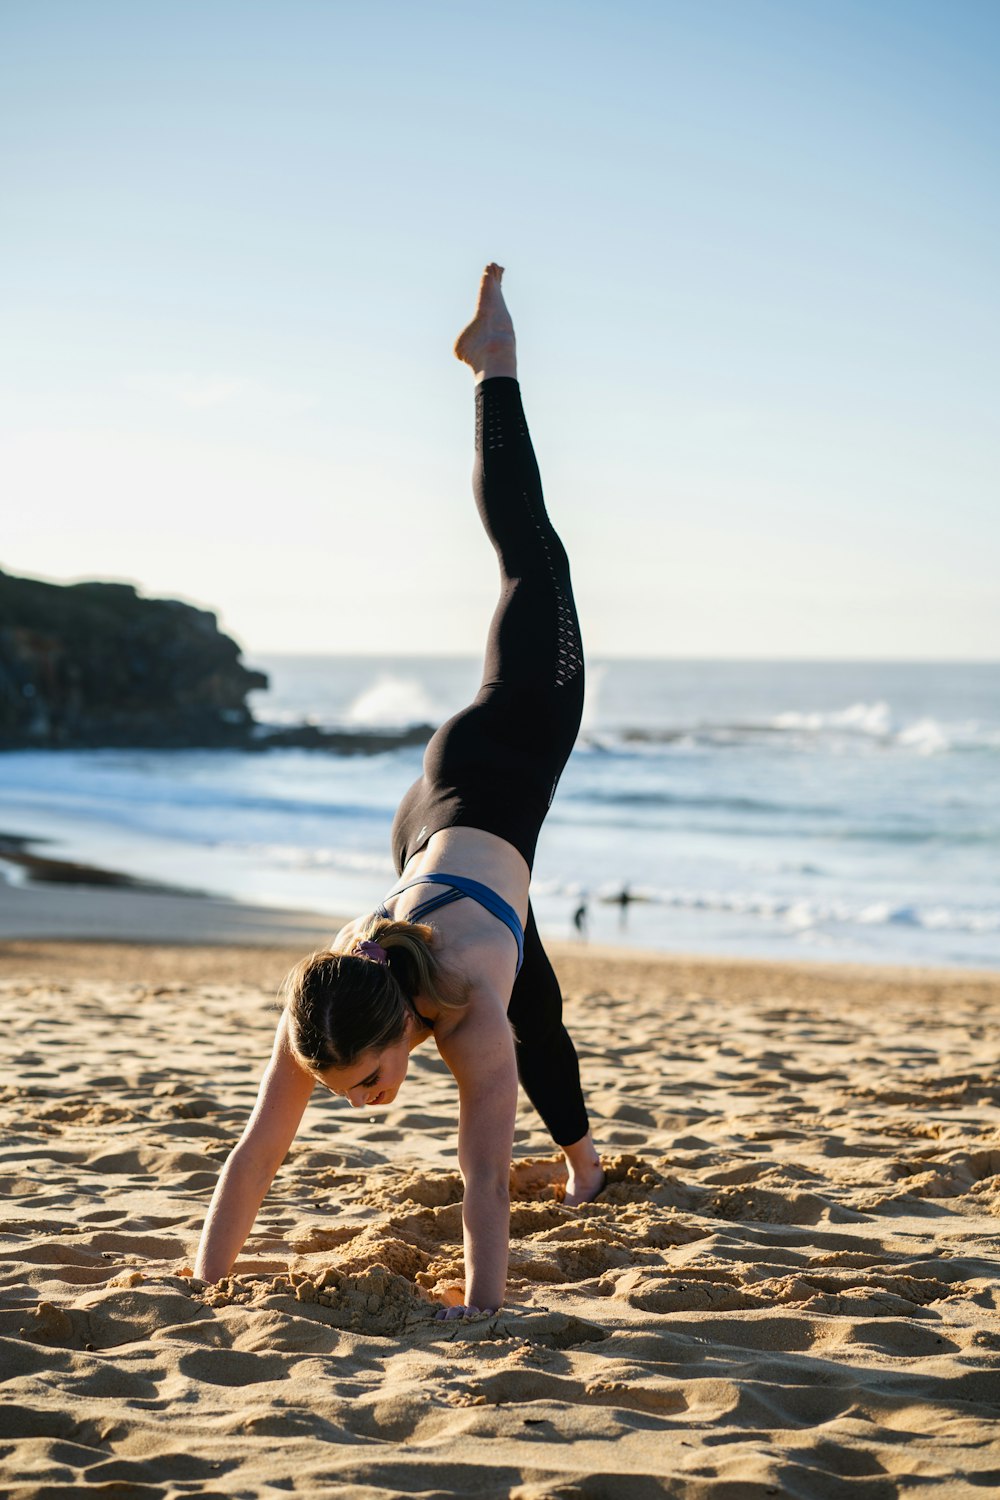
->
[374,887,465,922]
[408,887,466,920]
[377,873,525,974]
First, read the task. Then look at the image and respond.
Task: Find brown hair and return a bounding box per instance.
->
[281,914,466,1072]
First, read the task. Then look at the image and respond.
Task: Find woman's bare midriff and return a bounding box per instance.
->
[400,826,530,921]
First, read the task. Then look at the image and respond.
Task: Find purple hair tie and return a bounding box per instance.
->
[354,939,388,966]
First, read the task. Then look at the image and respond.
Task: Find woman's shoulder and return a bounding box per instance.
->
[433,978,518,1066]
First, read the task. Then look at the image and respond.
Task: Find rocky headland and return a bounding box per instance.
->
[0,569,431,753]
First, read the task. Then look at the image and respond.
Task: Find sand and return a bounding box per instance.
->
[0,871,336,947]
[2,932,999,1498]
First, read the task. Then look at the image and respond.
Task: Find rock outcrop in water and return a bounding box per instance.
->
[0,569,267,748]
[0,568,436,753]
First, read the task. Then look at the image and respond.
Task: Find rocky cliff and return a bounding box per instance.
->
[0,569,268,748]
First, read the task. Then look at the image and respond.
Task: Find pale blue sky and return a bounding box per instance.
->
[3,0,998,659]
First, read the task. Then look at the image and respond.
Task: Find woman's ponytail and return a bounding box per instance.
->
[356,915,465,1011]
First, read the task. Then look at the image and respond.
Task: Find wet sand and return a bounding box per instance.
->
[2,931,999,1497]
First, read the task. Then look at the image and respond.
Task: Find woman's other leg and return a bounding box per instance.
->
[507,905,603,1204]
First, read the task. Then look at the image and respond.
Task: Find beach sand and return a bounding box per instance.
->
[2,915,999,1497]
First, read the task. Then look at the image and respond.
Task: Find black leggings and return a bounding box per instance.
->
[391,376,589,1147]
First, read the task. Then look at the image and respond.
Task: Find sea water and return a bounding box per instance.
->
[1,657,997,969]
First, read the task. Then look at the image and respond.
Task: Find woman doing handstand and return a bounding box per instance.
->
[194,265,603,1317]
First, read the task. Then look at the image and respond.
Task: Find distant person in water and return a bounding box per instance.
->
[614,883,635,929]
[572,899,589,941]
[195,265,603,1319]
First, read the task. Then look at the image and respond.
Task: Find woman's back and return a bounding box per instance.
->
[339,826,529,1014]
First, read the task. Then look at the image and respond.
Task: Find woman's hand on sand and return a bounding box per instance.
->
[435,1303,498,1321]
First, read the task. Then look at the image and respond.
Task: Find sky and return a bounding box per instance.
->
[2,0,998,661]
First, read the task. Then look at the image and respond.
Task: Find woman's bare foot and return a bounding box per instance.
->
[565,1161,606,1207]
[454,263,517,382]
[562,1134,605,1207]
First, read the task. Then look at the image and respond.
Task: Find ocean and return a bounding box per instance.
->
[1,656,997,969]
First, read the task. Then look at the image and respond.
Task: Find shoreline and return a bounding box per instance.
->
[4,888,1000,989]
[3,829,998,977]
[0,825,338,947]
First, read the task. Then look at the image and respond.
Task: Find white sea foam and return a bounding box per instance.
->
[554,880,1000,936]
[581,705,1000,757]
[246,844,393,876]
[580,662,609,734]
[343,675,440,729]
[896,718,950,755]
[766,704,1000,757]
[771,700,893,738]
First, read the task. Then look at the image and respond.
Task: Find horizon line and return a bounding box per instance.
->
[244,650,1000,666]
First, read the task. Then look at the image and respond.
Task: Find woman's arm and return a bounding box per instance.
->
[194,1012,316,1282]
[436,994,519,1314]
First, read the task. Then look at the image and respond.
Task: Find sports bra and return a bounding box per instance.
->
[375,873,525,975]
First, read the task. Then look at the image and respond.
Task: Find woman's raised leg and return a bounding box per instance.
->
[395,266,588,872]
[455,265,586,840]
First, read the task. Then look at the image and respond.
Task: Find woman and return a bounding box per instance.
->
[194,265,603,1317]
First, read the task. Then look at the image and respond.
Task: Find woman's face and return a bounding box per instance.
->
[317,1029,413,1110]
